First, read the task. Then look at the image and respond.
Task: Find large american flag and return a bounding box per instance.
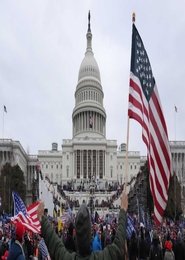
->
[128,24,172,224]
[11,192,41,233]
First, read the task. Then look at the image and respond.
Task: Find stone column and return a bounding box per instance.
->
[81,150,84,179]
[74,151,76,178]
[87,111,89,130]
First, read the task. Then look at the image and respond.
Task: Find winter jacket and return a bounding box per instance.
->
[138,237,148,259]
[149,244,163,260]
[7,240,25,260]
[92,233,102,252]
[41,208,127,260]
[164,249,175,260]
[173,239,185,260]
[128,237,138,260]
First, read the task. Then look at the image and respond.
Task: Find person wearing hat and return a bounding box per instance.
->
[37,191,128,259]
[7,222,25,260]
[164,235,175,260]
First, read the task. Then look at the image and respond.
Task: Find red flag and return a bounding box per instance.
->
[128,24,172,224]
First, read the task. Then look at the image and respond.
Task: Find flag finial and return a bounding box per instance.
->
[132,12,136,23]
[88,10,91,32]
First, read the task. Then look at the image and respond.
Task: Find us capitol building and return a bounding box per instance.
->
[0,15,185,214]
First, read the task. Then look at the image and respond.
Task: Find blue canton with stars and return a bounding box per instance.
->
[13,191,27,216]
[131,24,155,101]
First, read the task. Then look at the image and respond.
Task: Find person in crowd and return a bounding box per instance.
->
[24,232,34,259]
[0,237,8,259]
[7,222,25,260]
[63,222,76,253]
[104,224,112,246]
[92,227,102,252]
[138,227,148,260]
[164,234,175,260]
[0,228,3,253]
[1,242,9,260]
[149,231,163,260]
[111,228,116,243]
[37,191,128,259]
[145,229,152,257]
[128,231,138,260]
[99,224,105,250]
[38,235,50,260]
[173,231,185,260]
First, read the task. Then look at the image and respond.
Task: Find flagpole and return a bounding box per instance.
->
[125,117,130,193]
[2,108,4,140]
[124,13,135,193]
[174,105,177,141]
[174,105,177,221]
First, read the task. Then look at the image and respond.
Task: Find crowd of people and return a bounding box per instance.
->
[55,182,123,211]
[0,221,50,259]
[60,180,121,193]
[127,226,185,260]
[1,191,185,259]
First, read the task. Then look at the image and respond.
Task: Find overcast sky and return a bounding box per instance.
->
[1,0,185,156]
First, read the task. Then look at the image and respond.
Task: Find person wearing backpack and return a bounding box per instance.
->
[149,231,163,260]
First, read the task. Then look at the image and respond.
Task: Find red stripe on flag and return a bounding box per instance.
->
[152,90,168,135]
[149,130,169,192]
[150,94,171,172]
[129,74,171,224]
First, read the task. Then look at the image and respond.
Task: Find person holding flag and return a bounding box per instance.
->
[37,191,128,260]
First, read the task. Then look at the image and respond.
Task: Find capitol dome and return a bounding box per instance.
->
[73,12,106,139]
[78,17,101,83]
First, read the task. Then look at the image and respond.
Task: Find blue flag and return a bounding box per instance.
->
[126,215,136,239]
